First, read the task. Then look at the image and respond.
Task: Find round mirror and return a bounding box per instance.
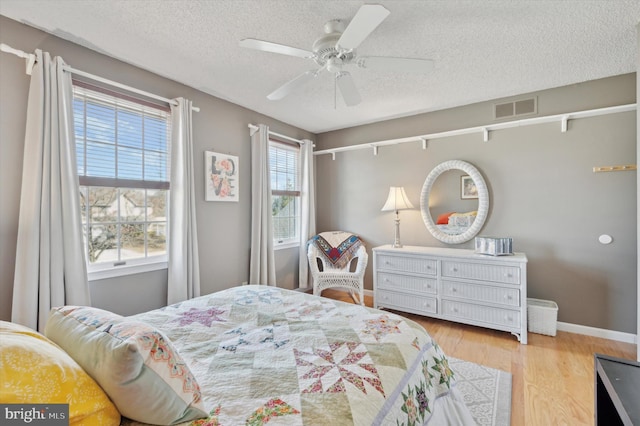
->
[420,160,489,244]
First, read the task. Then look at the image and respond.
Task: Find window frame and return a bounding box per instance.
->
[269,138,301,249]
[73,82,172,280]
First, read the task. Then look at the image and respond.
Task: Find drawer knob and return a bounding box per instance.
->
[504,315,513,322]
[452,267,458,272]
[452,288,457,292]
[504,294,513,300]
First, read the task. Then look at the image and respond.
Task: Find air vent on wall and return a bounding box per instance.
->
[493,97,537,119]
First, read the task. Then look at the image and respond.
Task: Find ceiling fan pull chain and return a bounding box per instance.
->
[334,74,337,109]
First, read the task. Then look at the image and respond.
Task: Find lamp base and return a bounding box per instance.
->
[392,213,403,248]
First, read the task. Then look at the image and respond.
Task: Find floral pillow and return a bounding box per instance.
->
[0,320,121,425]
[45,306,207,425]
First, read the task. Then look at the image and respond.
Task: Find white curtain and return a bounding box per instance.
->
[249,124,276,285]
[168,98,201,304]
[12,50,90,332]
[298,139,316,289]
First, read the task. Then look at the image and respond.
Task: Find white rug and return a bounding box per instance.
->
[450,357,512,426]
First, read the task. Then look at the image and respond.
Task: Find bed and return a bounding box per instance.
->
[436,224,471,235]
[8,285,476,425]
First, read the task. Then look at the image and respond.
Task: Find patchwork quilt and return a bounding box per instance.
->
[124,285,474,425]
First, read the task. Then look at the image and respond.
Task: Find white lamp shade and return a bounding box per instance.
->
[381,187,414,212]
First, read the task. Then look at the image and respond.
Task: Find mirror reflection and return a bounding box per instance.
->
[420,160,489,244]
[429,169,479,236]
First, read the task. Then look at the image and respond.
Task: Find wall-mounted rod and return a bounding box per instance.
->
[1,43,200,112]
[314,103,636,157]
[0,42,35,74]
[0,43,32,59]
[593,164,637,173]
[248,124,311,146]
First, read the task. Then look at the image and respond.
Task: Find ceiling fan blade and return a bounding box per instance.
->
[239,38,313,59]
[336,72,361,106]
[267,70,317,100]
[357,56,435,73]
[336,4,390,51]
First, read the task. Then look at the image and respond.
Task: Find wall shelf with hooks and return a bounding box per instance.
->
[314,103,636,159]
[593,165,637,173]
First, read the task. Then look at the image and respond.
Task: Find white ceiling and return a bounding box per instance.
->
[1,1,639,133]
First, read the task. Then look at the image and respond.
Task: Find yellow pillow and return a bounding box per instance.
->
[0,321,120,426]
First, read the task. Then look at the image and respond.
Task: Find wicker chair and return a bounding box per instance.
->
[307,242,368,306]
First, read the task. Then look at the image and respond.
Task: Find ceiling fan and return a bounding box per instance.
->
[239,4,434,106]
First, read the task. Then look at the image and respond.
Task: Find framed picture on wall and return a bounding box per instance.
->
[461,175,478,199]
[204,151,239,202]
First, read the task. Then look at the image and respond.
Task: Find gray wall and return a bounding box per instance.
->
[315,74,637,334]
[0,17,312,318]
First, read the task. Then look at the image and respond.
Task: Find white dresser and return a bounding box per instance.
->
[373,245,528,344]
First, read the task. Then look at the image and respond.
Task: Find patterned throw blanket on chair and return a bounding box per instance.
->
[310,231,362,269]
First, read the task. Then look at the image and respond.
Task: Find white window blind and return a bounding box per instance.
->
[73,84,171,273]
[74,85,170,188]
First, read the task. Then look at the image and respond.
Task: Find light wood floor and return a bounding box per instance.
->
[321,289,637,426]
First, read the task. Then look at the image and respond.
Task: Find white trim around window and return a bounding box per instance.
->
[87,255,168,281]
[274,240,300,251]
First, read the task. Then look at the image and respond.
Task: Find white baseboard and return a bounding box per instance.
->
[556,321,637,344]
[314,288,638,346]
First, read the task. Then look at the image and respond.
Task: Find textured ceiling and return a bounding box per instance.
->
[1,1,639,133]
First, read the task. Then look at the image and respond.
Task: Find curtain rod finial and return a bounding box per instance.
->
[248,123,260,136]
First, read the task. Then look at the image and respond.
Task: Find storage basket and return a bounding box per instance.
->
[527,298,558,336]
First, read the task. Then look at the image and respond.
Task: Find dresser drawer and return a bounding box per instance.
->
[377,290,437,315]
[442,300,521,328]
[441,261,520,285]
[377,272,437,295]
[441,280,520,307]
[377,254,437,276]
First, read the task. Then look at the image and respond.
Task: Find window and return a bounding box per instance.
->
[73,84,171,277]
[269,140,300,247]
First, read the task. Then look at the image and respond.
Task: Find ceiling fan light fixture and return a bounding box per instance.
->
[326,57,343,73]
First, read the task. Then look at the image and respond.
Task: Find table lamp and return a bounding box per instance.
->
[381,186,414,248]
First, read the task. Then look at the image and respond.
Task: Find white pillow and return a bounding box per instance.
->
[448,214,475,227]
[45,306,207,425]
